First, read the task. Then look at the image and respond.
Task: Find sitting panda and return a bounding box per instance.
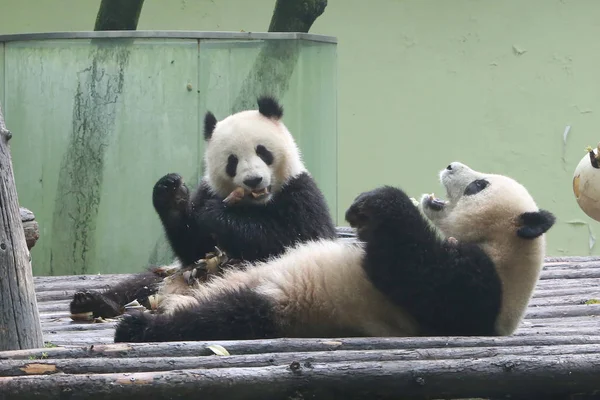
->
[113,162,556,342]
[69,95,337,319]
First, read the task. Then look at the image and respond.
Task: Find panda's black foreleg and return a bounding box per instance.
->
[345,186,502,336]
[152,173,216,265]
[70,270,163,318]
[113,286,279,342]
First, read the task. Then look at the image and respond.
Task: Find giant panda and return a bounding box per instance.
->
[69,95,337,319]
[113,161,556,342]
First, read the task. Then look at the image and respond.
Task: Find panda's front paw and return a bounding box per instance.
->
[152,173,190,215]
[345,186,406,231]
[114,311,154,343]
[420,193,448,221]
[420,193,447,211]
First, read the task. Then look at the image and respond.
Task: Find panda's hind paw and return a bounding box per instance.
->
[70,290,123,319]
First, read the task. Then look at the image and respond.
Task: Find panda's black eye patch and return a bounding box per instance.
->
[256,145,274,165]
[226,154,238,177]
[464,179,489,196]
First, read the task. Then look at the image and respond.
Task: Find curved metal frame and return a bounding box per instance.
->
[0,31,337,44]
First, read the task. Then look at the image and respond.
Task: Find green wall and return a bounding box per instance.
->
[2,0,600,257]
[1,35,337,276]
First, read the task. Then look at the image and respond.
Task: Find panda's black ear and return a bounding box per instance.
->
[517,209,556,239]
[204,111,217,141]
[257,95,283,120]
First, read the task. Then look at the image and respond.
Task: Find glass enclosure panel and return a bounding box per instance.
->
[0,43,4,106]
[197,38,338,217]
[0,33,338,276]
[4,38,200,275]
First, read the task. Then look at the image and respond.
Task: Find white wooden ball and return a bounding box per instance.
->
[573,148,600,222]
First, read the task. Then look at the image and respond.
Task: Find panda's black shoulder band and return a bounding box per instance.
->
[257,95,284,119]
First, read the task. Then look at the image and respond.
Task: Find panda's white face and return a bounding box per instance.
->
[420,163,555,337]
[204,109,305,205]
[421,162,543,243]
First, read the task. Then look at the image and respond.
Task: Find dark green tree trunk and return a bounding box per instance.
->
[50,2,144,275]
[94,0,145,31]
[268,0,328,32]
[232,0,328,112]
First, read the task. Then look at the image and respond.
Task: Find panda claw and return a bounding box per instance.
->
[446,236,459,246]
[422,193,447,211]
[153,173,190,215]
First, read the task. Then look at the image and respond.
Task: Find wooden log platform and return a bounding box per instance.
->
[0,239,599,399]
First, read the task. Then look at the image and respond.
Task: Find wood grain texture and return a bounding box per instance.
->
[0,354,599,400]
[2,247,600,398]
[20,208,39,250]
[0,103,43,351]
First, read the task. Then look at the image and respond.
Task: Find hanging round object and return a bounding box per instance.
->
[573,143,600,222]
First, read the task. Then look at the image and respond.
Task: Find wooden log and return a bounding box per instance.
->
[33,280,116,293]
[42,322,116,333]
[543,262,600,270]
[37,311,72,320]
[22,221,39,251]
[3,336,600,361]
[36,300,71,312]
[36,290,77,302]
[36,297,600,325]
[39,325,600,347]
[535,278,600,289]
[513,327,600,337]
[539,268,600,280]
[525,304,600,319]
[37,312,600,338]
[520,316,600,327]
[30,269,600,294]
[34,291,599,314]
[31,290,597,311]
[18,208,34,223]
[533,287,600,298]
[545,256,600,263]
[19,207,39,250]
[537,277,600,286]
[1,353,599,400]
[0,102,43,351]
[31,285,600,304]
[2,343,600,377]
[528,294,600,306]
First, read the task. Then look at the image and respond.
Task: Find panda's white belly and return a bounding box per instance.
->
[250,239,419,337]
[180,239,418,337]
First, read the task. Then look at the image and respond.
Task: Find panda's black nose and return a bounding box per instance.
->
[243,177,263,188]
[446,164,453,170]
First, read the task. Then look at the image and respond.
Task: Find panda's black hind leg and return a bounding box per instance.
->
[70,290,123,318]
[114,286,279,342]
[69,271,163,319]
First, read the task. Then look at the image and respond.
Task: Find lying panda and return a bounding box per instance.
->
[69,96,337,319]
[113,162,556,342]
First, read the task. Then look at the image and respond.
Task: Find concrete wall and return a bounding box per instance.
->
[2,0,600,256]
